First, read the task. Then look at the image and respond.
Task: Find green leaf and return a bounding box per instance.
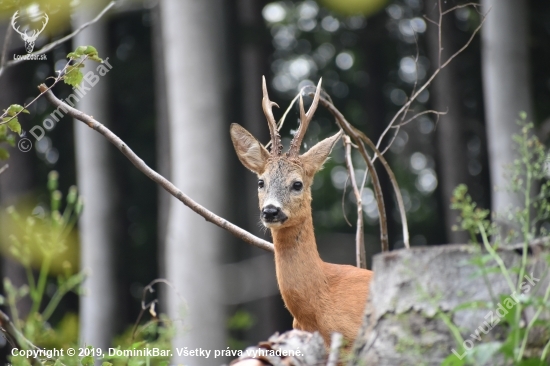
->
[0,148,9,160]
[5,104,29,116]
[6,118,21,134]
[68,45,103,62]
[81,356,94,366]
[64,65,84,87]
[101,363,113,366]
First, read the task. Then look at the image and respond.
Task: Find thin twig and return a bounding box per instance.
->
[376,2,488,153]
[392,109,448,128]
[0,1,116,78]
[344,136,366,268]
[132,278,185,340]
[326,332,343,366]
[342,174,353,227]
[0,56,87,126]
[0,164,8,175]
[39,85,274,253]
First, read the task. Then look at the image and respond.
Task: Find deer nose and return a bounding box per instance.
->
[262,205,281,221]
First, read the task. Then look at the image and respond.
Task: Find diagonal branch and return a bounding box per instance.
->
[38,84,274,253]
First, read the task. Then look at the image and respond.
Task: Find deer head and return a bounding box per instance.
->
[231,77,342,229]
[11,11,49,53]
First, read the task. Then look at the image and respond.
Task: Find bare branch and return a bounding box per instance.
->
[0,164,8,175]
[376,2,487,154]
[341,174,353,227]
[39,84,274,253]
[0,1,115,77]
[319,96,410,249]
[344,136,366,268]
[392,109,448,128]
[441,3,481,15]
[316,99,388,251]
[440,7,489,69]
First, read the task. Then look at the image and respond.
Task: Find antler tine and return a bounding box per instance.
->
[262,76,282,156]
[288,78,322,157]
[11,11,25,36]
[39,13,48,32]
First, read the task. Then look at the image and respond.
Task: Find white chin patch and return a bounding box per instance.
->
[263,221,283,228]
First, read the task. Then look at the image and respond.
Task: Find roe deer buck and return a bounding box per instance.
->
[230,77,373,346]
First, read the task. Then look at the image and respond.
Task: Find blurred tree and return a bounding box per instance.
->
[158,1,229,364]
[481,0,534,223]
[425,0,471,244]
[72,0,117,350]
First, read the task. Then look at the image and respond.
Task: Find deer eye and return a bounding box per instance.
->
[292,181,303,191]
[258,180,264,189]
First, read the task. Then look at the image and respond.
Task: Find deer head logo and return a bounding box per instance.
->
[11,11,49,54]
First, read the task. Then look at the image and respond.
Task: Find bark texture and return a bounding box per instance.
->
[350,245,549,365]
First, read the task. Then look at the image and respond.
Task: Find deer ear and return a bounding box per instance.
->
[301,130,343,176]
[230,123,270,174]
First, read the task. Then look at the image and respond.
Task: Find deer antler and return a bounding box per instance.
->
[262,76,282,156]
[36,13,49,36]
[11,11,27,38]
[287,78,322,158]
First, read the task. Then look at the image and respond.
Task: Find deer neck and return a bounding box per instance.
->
[271,213,327,317]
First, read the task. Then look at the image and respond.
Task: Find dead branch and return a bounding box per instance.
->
[38,84,274,253]
[343,136,367,268]
[319,97,410,249]
[0,1,116,78]
[0,164,8,175]
[376,1,488,153]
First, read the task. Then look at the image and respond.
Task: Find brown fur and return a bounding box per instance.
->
[230,123,373,346]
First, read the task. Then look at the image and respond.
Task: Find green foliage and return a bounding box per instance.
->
[4,172,84,360]
[445,115,550,365]
[0,104,28,159]
[63,46,103,87]
[2,172,174,365]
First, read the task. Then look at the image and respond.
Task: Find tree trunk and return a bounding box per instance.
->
[481,0,533,220]
[425,0,471,244]
[73,0,117,349]
[159,1,229,364]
